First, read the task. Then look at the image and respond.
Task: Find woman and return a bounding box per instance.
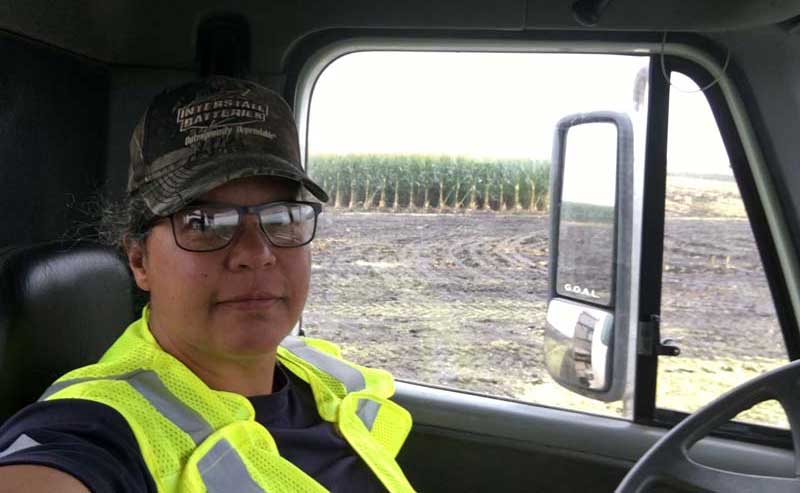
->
[0,77,415,493]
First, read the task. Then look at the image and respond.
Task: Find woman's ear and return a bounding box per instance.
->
[125,236,151,292]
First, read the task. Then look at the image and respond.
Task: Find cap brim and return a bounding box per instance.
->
[137,152,329,216]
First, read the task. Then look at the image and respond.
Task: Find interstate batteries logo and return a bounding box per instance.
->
[176,93,276,145]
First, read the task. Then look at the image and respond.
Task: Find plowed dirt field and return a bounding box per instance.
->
[304,203,783,404]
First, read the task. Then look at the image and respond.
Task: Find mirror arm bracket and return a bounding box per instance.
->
[637,315,681,357]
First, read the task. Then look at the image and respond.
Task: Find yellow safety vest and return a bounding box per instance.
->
[40,307,415,493]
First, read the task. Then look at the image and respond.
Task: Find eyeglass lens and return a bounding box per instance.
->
[172,202,318,251]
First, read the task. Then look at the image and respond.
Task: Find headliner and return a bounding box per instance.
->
[0,0,798,72]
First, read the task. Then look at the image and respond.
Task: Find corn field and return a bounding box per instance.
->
[308,154,551,212]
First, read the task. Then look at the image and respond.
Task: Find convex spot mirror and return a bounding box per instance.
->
[545,299,613,391]
[545,112,634,401]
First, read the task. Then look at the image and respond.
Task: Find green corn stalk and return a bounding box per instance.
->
[437,158,447,211]
[498,165,507,212]
[379,175,387,209]
[422,159,433,210]
[334,171,343,208]
[469,181,478,210]
[393,174,400,211]
[363,175,371,210]
[483,171,491,210]
[349,176,357,209]
[453,177,461,209]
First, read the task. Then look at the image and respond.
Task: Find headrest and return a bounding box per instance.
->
[0,242,137,420]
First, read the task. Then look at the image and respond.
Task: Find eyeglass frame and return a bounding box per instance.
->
[163,200,323,253]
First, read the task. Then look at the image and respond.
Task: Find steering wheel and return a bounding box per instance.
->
[615,359,800,492]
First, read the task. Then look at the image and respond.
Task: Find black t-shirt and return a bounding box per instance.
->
[0,365,386,493]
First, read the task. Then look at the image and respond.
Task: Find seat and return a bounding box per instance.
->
[0,242,138,421]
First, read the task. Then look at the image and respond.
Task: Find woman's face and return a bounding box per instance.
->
[128,176,312,361]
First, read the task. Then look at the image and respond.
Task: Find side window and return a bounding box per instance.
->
[304,51,649,418]
[656,72,788,428]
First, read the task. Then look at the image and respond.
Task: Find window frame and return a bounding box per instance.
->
[289,34,800,445]
[638,54,800,448]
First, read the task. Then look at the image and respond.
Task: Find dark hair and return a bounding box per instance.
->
[60,191,155,309]
[92,193,155,253]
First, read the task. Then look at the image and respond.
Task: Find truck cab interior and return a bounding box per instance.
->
[2,1,800,491]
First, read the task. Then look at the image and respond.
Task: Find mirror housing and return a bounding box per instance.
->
[545,111,634,402]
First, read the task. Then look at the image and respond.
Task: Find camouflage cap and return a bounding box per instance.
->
[127,76,328,217]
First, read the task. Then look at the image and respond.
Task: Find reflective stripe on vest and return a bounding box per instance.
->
[199,439,263,493]
[40,370,263,491]
[41,369,213,444]
[0,433,41,459]
[281,336,381,430]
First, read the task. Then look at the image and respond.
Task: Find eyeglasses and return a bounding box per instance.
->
[169,201,322,252]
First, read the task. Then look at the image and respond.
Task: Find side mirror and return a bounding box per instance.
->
[545,112,634,402]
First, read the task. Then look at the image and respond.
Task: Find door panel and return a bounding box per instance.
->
[393,382,794,492]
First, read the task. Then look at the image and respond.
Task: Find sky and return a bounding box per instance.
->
[307,51,732,178]
[562,122,619,206]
